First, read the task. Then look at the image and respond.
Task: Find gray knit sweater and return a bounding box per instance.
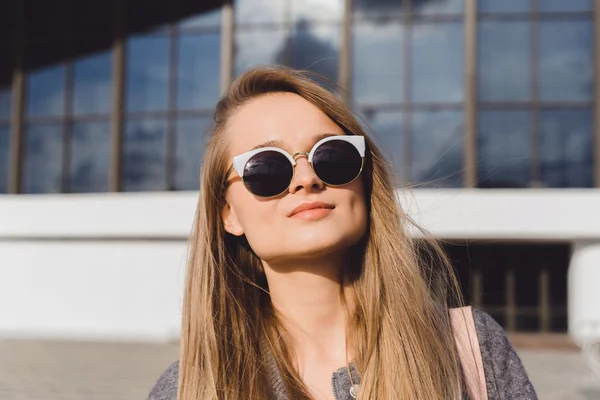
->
[147,309,538,399]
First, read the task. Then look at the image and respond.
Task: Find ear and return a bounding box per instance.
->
[222,202,244,236]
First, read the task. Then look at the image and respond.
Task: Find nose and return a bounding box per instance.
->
[289,156,325,194]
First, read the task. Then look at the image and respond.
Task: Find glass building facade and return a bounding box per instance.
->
[0,0,597,194]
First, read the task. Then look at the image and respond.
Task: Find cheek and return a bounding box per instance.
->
[229,184,280,235]
[341,179,368,239]
[346,177,367,210]
[348,185,368,234]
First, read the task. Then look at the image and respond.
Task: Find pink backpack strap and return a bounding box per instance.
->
[450,306,488,400]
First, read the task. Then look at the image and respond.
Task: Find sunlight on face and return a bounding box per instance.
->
[222,93,368,266]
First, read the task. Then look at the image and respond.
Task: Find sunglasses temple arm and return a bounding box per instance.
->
[223,164,236,185]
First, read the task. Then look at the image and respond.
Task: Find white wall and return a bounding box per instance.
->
[0,193,195,342]
[0,189,599,343]
[569,241,600,346]
[0,240,186,342]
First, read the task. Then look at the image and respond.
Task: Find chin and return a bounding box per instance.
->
[247,215,368,265]
[287,228,364,258]
[250,229,364,265]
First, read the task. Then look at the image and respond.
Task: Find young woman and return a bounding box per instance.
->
[148,67,537,400]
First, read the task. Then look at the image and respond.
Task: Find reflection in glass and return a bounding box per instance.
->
[179,9,222,28]
[0,87,11,119]
[479,21,531,101]
[539,21,593,102]
[174,117,212,190]
[126,35,170,112]
[538,0,592,12]
[26,65,66,117]
[178,34,221,110]
[540,109,593,188]
[411,110,464,187]
[292,0,344,22]
[22,123,64,193]
[360,109,404,184]
[234,0,285,24]
[234,28,287,76]
[73,50,112,116]
[413,0,464,15]
[122,119,167,192]
[70,121,110,193]
[412,23,463,103]
[290,22,340,83]
[0,125,9,193]
[353,0,403,18]
[352,21,403,106]
[477,110,531,188]
[478,0,531,13]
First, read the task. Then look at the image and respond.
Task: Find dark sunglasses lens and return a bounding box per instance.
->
[243,151,293,197]
[312,139,363,185]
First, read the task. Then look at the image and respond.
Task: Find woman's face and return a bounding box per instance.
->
[222,93,368,266]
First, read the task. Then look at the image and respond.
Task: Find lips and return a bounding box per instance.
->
[288,201,335,217]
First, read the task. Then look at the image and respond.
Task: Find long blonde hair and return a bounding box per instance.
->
[178,66,464,399]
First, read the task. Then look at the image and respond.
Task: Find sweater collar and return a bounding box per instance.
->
[261,339,360,400]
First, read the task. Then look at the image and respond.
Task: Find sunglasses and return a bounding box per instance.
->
[229,135,366,198]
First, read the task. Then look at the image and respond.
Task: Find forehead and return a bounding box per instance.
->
[225,92,344,156]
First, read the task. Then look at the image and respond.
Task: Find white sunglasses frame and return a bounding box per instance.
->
[230,135,366,196]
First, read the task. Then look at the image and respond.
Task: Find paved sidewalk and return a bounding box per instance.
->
[0,339,599,399]
[0,340,179,400]
[519,350,600,400]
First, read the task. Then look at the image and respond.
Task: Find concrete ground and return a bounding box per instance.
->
[519,350,600,400]
[0,340,599,400]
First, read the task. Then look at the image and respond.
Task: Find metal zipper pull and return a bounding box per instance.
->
[349,384,359,399]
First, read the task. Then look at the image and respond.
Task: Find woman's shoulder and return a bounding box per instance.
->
[147,361,179,400]
[460,307,538,399]
[470,307,506,337]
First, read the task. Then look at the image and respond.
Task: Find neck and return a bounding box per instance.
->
[263,257,354,368]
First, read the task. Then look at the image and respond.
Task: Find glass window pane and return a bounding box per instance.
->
[174,117,212,190]
[234,0,286,24]
[126,35,170,112]
[178,34,221,110]
[353,0,403,18]
[73,50,112,116]
[70,121,110,193]
[540,109,593,188]
[0,86,11,119]
[26,65,66,118]
[22,123,64,193]
[412,23,463,103]
[179,9,222,28]
[234,28,288,76]
[122,119,167,192]
[478,21,531,101]
[477,110,531,188]
[414,0,464,15]
[290,23,340,83]
[360,109,404,185]
[538,0,592,12]
[539,21,593,102]
[352,21,404,106]
[0,125,9,193]
[478,0,532,13]
[411,110,464,187]
[292,0,344,22]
